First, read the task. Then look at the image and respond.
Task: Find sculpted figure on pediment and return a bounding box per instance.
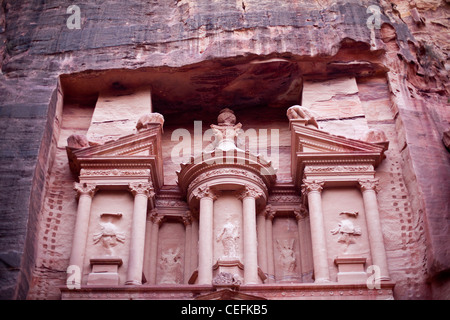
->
[286,105,318,128]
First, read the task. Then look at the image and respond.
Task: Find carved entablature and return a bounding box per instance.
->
[289,120,388,188]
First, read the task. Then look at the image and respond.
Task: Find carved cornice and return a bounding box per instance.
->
[358,178,380,193]
[129,182,154,197]
[74,182,97,198]
[301,179,325,194]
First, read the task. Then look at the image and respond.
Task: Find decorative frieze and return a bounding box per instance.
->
[80,168,151,177]
[189,168,266,190]
[304,165,374,173]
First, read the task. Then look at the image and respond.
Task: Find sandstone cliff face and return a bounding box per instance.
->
[0,0,448,299]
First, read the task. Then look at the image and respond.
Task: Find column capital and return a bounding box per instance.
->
[129,182,154,197]
[74,182,97,197]
[149,209,164,225]
[236,185,264,200]
[358,178,380,193]
[182,211,192,226]
[294,204,308,221]
[301,179,325,194]
[192,185,219,200]
[264,204,276,220]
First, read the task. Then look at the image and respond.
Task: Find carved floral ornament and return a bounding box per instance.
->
[74,182,97,197]
[304,165,374,174]
[236,185,264,200]
[188,168,266,190]
[192,185,219,200]
[80,168,151,177]
[129,182,155,197]
[358,178,380,192]
[301,179,325,194]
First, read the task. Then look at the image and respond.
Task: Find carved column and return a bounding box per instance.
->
[358,179,391,281]
[190,214,199,277]
[256,209,268,275]
[265,205,276,283]
[193,186,217,285]
[68,183,97,286]
[126,182,153,285]
[294,205,308,279]
[237,186,262,284]
[148,210,163,285]
[183,212,192,284]
[301,179,330,283]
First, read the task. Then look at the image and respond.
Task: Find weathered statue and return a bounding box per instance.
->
[136,113,165,132]
[276,239,297,274]
[217,220,240,260]
[210,108,243,151]
[92,222,125,256]
[159,247,181,284]
[331,212,362,252]
[286,105,318,128]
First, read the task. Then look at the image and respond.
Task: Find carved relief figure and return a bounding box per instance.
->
[93,221,125,256]
[276,239,297,274]
[331,211,362,252]
[217,220,240,260]
[159,247,182,284]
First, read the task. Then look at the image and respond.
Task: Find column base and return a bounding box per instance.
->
[125,280,142,286]
[334,256,367,284]
[88,257,123,286]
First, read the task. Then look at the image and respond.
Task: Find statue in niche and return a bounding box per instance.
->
[276,239,297,274]
[331,211,362,252]
[217,220,240,260]
[159,247,182,284]
[93,219,125,256]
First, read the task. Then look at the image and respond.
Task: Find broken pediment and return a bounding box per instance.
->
[66,122,164,190]
[289,121,388,187]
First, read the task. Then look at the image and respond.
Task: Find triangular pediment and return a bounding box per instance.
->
[291,124,387,154]
[70,125,161,158]
[290,123,388,187]
[66,125,164,189]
